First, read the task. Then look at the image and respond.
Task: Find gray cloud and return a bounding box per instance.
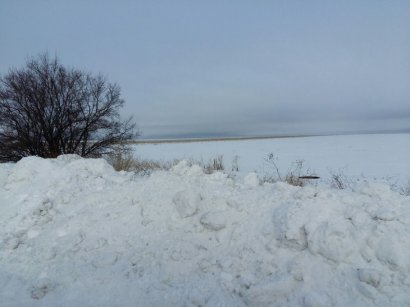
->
[1,1,409,138]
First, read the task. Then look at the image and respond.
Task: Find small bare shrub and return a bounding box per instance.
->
[285,160,308,187]
[231,155,239,172]
[108,153,136,172]
[330,173,347,189]
[213,155,224,171]
[328,168,352,190]
[203,155,224,174]
[263,153,318,187]
[331,173,346,189]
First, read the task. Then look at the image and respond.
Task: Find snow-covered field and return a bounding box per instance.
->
[1,134,410,306]
[134,133,410,187]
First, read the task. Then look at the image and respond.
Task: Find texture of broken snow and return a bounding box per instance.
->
[0,156,410,306]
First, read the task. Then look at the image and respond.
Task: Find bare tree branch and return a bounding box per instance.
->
[0,53,138,162]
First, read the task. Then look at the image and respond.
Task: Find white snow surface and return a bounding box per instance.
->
[134,133,410,185]
[1,155,410,306]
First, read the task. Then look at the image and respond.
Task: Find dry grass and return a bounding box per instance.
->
[203,155,224,174]
[108,153,136,172]
[106,153,172,175]
[329,169,350,190]
[106,153,226,175]
[183,155,225,174]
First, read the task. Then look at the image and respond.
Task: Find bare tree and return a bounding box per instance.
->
[0,54,137,162]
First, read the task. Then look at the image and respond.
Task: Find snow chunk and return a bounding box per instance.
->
[242,276,298,306]
[375,238,405,270]
[273,202,309,251]
[357,268,382,288]
[66,157,115,177]
[303,292,332,307]
[30,279,56,300]
[172,189,201,218]
[56,154,82,163]
[200,211,227,231]
[244,172,260,187]
[91,252,120,268]
[355,182,393,198]
[171,160,203,176]
[307,221,356,262]
[6,156,56,188]
[370,208,398,221]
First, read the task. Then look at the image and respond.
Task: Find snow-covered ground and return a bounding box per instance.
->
[1,153,410,306]
[133,133,410,187]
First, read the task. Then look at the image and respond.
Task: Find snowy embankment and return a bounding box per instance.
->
[1,155,410,306]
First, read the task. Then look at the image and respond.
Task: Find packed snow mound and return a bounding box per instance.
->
[0,156,409,306]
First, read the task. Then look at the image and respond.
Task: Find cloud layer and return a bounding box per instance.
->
[1,1,409,138]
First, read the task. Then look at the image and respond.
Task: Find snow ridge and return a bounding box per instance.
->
[0,156,409,306]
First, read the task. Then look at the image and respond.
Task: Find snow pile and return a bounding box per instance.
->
[0,156,409,306]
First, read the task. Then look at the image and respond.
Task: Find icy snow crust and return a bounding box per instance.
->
[0,156,410,306]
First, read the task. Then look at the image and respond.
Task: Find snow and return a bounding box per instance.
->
[133,133,410,186]
[1,144,410,306]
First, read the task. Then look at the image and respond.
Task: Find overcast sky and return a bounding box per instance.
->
[1,1,409,138]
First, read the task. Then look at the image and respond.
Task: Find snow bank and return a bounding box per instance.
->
[0,156,409,306]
